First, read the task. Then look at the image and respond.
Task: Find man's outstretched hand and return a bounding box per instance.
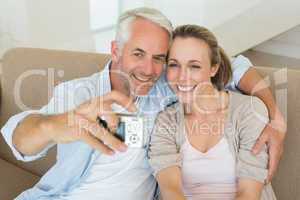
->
[44,90,136,155]
[252,110,286,183]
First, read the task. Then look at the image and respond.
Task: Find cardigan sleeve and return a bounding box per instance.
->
[148,105,182,177]
[236,96,269,183]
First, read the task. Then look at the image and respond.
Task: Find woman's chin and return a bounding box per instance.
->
[176,92,194,105]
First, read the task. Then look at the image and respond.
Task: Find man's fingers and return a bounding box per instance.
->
[100,113,120,133]
[75,90,136,124]
[104,90,137,112]
[266,145,283,183]
[80,129,115,155]
[252,126,269,154]
[84,121,127,152]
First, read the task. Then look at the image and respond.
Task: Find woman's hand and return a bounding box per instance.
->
[156,166,186,200]
[236,179,264,200]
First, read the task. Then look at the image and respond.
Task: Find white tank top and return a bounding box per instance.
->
[181,137,237,200]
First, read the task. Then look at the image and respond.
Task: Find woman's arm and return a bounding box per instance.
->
[238,67,286,182]
[236,179,264,200]
[148,104,185,199]
[156,166,186,200]
[236,96,271,199]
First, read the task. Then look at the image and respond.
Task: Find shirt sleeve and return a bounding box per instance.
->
[226,55,253,91]
[148,108,181,177]
[0,81,76,162]
[236,96,269,183]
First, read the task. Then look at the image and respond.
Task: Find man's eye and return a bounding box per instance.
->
[133,52,143,57]
[154,57,166,64]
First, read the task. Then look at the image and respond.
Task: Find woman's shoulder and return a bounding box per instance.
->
[229,91,268,115]
[229,91,268,124]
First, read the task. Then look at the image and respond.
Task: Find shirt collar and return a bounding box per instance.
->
[99,60,112,95]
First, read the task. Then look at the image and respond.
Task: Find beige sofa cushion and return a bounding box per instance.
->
[255,66,300,200]
[0,158,39,200]
[0,48,110,176]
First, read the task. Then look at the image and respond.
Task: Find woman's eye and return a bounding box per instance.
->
[168,63,178,67]
[191,65,201,69]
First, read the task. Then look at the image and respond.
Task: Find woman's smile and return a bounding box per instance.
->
[177,85,196,92]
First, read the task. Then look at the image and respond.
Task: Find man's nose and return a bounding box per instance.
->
[143,58,155,76]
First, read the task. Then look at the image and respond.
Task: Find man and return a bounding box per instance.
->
[2,7,285,200]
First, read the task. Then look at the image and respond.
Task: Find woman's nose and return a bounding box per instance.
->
[179,68,190,81]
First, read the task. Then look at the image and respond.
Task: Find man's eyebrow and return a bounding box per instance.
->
[133,48,166,58]
[132,48,146,53]
[153,54,167,58]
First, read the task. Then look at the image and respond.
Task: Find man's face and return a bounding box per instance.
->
[111,18,169,97]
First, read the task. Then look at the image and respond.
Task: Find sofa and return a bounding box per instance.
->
[0,48,299,200]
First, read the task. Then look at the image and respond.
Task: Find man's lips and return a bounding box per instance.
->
[131,74,153,83]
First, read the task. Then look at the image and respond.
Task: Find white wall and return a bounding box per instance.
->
[0,0,150,56]
[253,25,300,60]
[26,0,95,51]
[0,0,29,57]
[1,0,299,58]
[214,0,300,56]
[146,0,262,28]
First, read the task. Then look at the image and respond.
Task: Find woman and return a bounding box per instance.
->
[148,25,276,200]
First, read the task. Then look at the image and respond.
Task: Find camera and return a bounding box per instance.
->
[97,103,145,148]
[115,113,145,148]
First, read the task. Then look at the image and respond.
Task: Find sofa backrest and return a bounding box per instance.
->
[254,66,300,200]
[0,48,110,176]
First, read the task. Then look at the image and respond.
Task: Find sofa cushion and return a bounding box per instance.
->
[255,66,300,200]
[0,158,39,200]
[0,48,110,176]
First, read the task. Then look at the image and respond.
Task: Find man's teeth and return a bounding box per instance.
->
[133,74,151,82]
[177,85,195,92]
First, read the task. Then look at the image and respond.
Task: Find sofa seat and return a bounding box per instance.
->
[0,158,39,200]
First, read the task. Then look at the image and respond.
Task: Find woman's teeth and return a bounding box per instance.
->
[177,85,195,92]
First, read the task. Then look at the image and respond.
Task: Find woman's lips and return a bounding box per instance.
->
[177,85,196,92]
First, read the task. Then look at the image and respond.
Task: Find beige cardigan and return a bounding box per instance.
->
[148,91,276,200]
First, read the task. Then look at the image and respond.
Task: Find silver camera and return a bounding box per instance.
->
[116,113,145,148]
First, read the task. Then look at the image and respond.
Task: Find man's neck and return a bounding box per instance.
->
[109,62,130,96]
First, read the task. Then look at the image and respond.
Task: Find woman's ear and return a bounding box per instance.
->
[111,41,120,62]
[210,64,220,77]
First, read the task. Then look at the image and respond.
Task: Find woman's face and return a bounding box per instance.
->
[167,37,219,104]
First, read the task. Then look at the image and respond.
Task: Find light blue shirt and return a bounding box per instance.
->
[1,55,252,200]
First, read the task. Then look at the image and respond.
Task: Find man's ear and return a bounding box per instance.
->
[111,41,120,62]
[210,64,220,77]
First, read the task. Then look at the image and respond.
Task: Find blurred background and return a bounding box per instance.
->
[1,0,300,68]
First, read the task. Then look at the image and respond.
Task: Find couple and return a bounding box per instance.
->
[2,7,284,200]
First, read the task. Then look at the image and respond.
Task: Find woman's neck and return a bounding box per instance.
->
[184,87,229,118]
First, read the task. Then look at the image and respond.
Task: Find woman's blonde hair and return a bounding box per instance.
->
[172,25,232,90]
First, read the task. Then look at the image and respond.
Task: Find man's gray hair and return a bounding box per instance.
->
[115,7,173,50]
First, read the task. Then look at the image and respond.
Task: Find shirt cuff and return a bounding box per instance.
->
[1,110,52,162]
